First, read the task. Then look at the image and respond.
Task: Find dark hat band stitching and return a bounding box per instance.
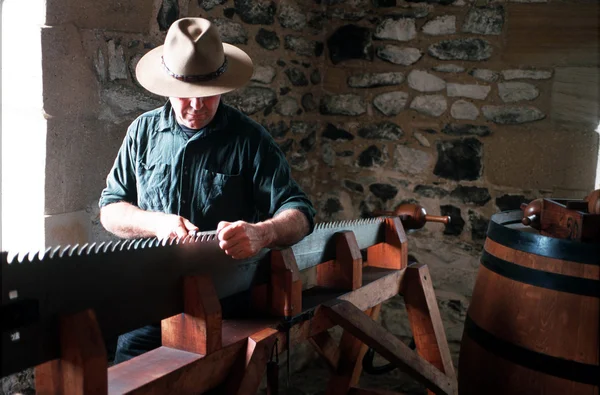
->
[161,56,228,82]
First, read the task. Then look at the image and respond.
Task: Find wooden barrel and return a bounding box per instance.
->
[458,210,600,395]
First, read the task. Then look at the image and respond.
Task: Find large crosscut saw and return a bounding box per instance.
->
[1,217,390,377]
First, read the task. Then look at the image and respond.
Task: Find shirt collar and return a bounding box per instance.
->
[157,100,229,135]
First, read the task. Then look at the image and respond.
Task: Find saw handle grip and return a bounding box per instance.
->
[373,203,450,230]
[521,198,543,229]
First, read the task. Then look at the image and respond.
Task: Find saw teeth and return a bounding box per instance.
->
[76,244,89,256]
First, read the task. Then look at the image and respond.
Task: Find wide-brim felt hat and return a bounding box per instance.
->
[136,18,253,98]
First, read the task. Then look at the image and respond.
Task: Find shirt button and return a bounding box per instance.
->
[181,199,186,204]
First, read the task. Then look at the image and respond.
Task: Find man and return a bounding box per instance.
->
[99,17,316,363]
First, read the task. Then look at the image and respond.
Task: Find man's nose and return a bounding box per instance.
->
[189,98,204,110]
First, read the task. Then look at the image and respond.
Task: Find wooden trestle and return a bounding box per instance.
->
[34,217,457,394]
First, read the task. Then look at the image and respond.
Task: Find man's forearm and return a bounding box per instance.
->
[257,208,310,248]
[100,202,162,239]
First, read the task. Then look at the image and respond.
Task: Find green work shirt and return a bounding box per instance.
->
[99,101,316,233]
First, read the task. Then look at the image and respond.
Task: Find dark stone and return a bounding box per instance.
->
[277,59,286,67]
[462,5,504,36]
[344,180,364,193]
[263,104,274,116]
[285,67,309,86]
[369,183,398,201]
[440,205,465,236]
[319,94,367,116]
[284,36,324,57]
[291,60,300,65]
[222,86,277,115]
[301,93,318,112]
[428,38,492,61]
[279,87,291,95]
[291,121,319,135]
[323,124,355,141]
[413,185,448,198]
[495,194,528,211]
[447,299,463,313]
[310,69,322,85]
[442,124,491,137]
[469,210,489,241]
[359,201,374,218]
[450,186,491,206]
[224,8,236,18]
[405,0,453,4]
[265,120,289,139]
[128,40,140,48]
[337,150,354,157]
[372,0,396,7]
[327,25,374,65]
[200,0,227,10]
[358,122,403,140]
[256,29,280,50]
[358,145,384,167]
[308,12,326,31]
[302,62,311,68]
[278,139,294,154]
[157,0,179,31]
[234,0,276,24]
[300,131,317,152]
[433,138,483,181]
[387,8,429,18]
[422,128,437,134]
[323,197,343,216]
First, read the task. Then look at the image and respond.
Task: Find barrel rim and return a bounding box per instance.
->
[488,211,600,266]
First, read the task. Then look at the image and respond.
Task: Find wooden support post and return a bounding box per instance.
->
[161,275,222,355]
[366,217,408,270]
[317,231,363,291]
[309,331,340,371]
[323,300,457,395]
[270,248,302,317]
[35,309,107,395]
[402,263,455,385]
[223,328,279,395]
[325,305,382,395]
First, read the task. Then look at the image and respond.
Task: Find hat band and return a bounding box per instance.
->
[161,56,228,82]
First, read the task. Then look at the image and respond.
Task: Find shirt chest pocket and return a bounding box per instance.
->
[137,161,171,211]
[198,170,245,218]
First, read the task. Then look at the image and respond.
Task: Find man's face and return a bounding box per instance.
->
[170,95,221,130]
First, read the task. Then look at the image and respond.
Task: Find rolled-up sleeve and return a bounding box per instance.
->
[252,134,316,233]
[99,125,138,208]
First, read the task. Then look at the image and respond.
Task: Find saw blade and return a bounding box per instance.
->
[1,217,389,377]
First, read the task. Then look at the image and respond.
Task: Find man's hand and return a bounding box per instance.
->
[216,221,274,260]
[154,214,199,240]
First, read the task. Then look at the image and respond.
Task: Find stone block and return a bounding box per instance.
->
[45,210,91,247]
[45,0,152,33]
[41,25,101,118]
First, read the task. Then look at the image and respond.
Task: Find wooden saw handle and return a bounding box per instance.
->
[373,203,450,230]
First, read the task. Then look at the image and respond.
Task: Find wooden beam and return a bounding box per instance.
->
[317,230,363,291]
[36,309,107,395]
[326,304,382,395]
[309,331,340,371]
[366,217,408,270]
[161,275,222,355]
[402,263,455,381]
[224,328,278,395]
[322,300,457,395]
[271,248,302,317]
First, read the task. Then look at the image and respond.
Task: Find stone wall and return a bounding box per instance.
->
[2,0,598,393]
